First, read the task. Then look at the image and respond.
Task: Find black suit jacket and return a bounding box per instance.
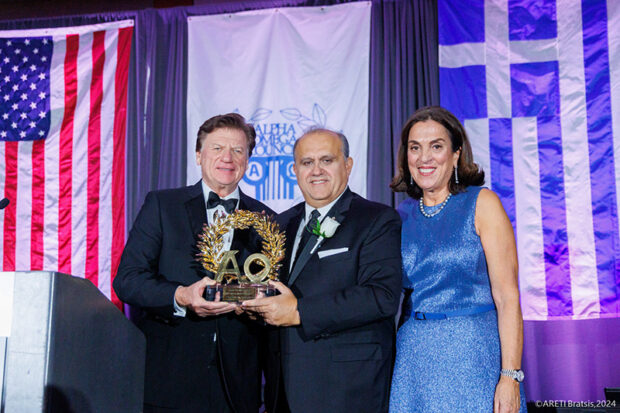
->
[113,181,273,413]
[268,189,402,413]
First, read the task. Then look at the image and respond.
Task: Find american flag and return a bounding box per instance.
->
[0,21,133,309]
[438,0,620,320]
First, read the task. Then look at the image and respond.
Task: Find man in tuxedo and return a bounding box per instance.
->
[243,128,402,412]
[114,113,272,413]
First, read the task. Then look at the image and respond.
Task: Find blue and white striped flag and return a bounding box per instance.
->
[439,0,619,320]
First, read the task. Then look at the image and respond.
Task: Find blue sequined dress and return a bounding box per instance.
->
[389,186,526,412]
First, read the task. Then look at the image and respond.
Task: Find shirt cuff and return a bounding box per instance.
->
[173,286,187,317]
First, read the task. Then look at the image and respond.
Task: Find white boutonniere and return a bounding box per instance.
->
[309,216,341,254]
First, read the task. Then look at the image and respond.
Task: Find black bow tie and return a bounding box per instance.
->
[207,191,237,214]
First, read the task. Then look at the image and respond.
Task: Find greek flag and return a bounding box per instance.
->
[438,0,620,320]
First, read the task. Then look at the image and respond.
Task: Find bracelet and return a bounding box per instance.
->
[500,369,524,383]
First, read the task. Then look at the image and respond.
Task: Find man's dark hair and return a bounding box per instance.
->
[195,113,256,156]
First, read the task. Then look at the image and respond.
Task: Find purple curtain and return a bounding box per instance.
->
[368,0,439,206]
[523,318,620,402]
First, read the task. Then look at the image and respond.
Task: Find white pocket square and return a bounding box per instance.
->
[318,247,349,259]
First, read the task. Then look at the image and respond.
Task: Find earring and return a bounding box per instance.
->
[454,164,459,184]
[410,176,414,186]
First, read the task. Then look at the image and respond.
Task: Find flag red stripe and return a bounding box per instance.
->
[58,34,79,274]
[2,141,18,271]
[30,139,45,270]
[111,26,132,309]
[85,31,105,285]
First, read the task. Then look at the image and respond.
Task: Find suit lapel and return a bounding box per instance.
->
[287,188,354,286]
[238,189,251,212]
[185,181,207,236]
[287,232,318,286]
[281,205,304,285]
[328,187,353,225]
[232,190,253,253]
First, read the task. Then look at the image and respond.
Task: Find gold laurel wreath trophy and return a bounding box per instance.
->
[197,210,285,302]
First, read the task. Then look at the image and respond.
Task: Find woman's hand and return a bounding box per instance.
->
[494,375,520,413]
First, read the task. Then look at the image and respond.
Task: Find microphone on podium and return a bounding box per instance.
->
[0,198,9,210]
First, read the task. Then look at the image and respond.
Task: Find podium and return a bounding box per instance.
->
[0,271,145,413]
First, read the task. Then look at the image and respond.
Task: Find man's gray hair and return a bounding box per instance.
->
[293,127,350,159]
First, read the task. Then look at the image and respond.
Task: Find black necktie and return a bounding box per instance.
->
[294,209,320,263]
[207,191,237,214]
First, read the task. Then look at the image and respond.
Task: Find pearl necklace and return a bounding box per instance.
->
[419,193,452,218]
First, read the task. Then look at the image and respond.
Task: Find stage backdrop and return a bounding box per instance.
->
[186,2,371,212]
[0,21,133,308]
[439,0,619,321]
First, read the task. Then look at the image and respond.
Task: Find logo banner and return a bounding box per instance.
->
[187,2,371,212]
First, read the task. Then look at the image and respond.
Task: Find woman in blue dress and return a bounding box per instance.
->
[388,106,526,412]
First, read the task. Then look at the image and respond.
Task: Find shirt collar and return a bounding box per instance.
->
[303,186,347,223]
[201,180,240,207]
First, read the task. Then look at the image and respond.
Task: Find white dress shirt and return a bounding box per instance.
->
[173,182,240,317]
[289,188,347,272]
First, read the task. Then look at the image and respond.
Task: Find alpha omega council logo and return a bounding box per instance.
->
[241,104,327,206]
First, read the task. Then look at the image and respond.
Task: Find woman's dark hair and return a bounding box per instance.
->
[390,106,484,199]
[195,113,256,156]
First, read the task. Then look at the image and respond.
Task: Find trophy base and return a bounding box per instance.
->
[204,284,276,302]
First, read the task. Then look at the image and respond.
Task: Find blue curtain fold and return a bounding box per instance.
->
[369,0,439,206]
